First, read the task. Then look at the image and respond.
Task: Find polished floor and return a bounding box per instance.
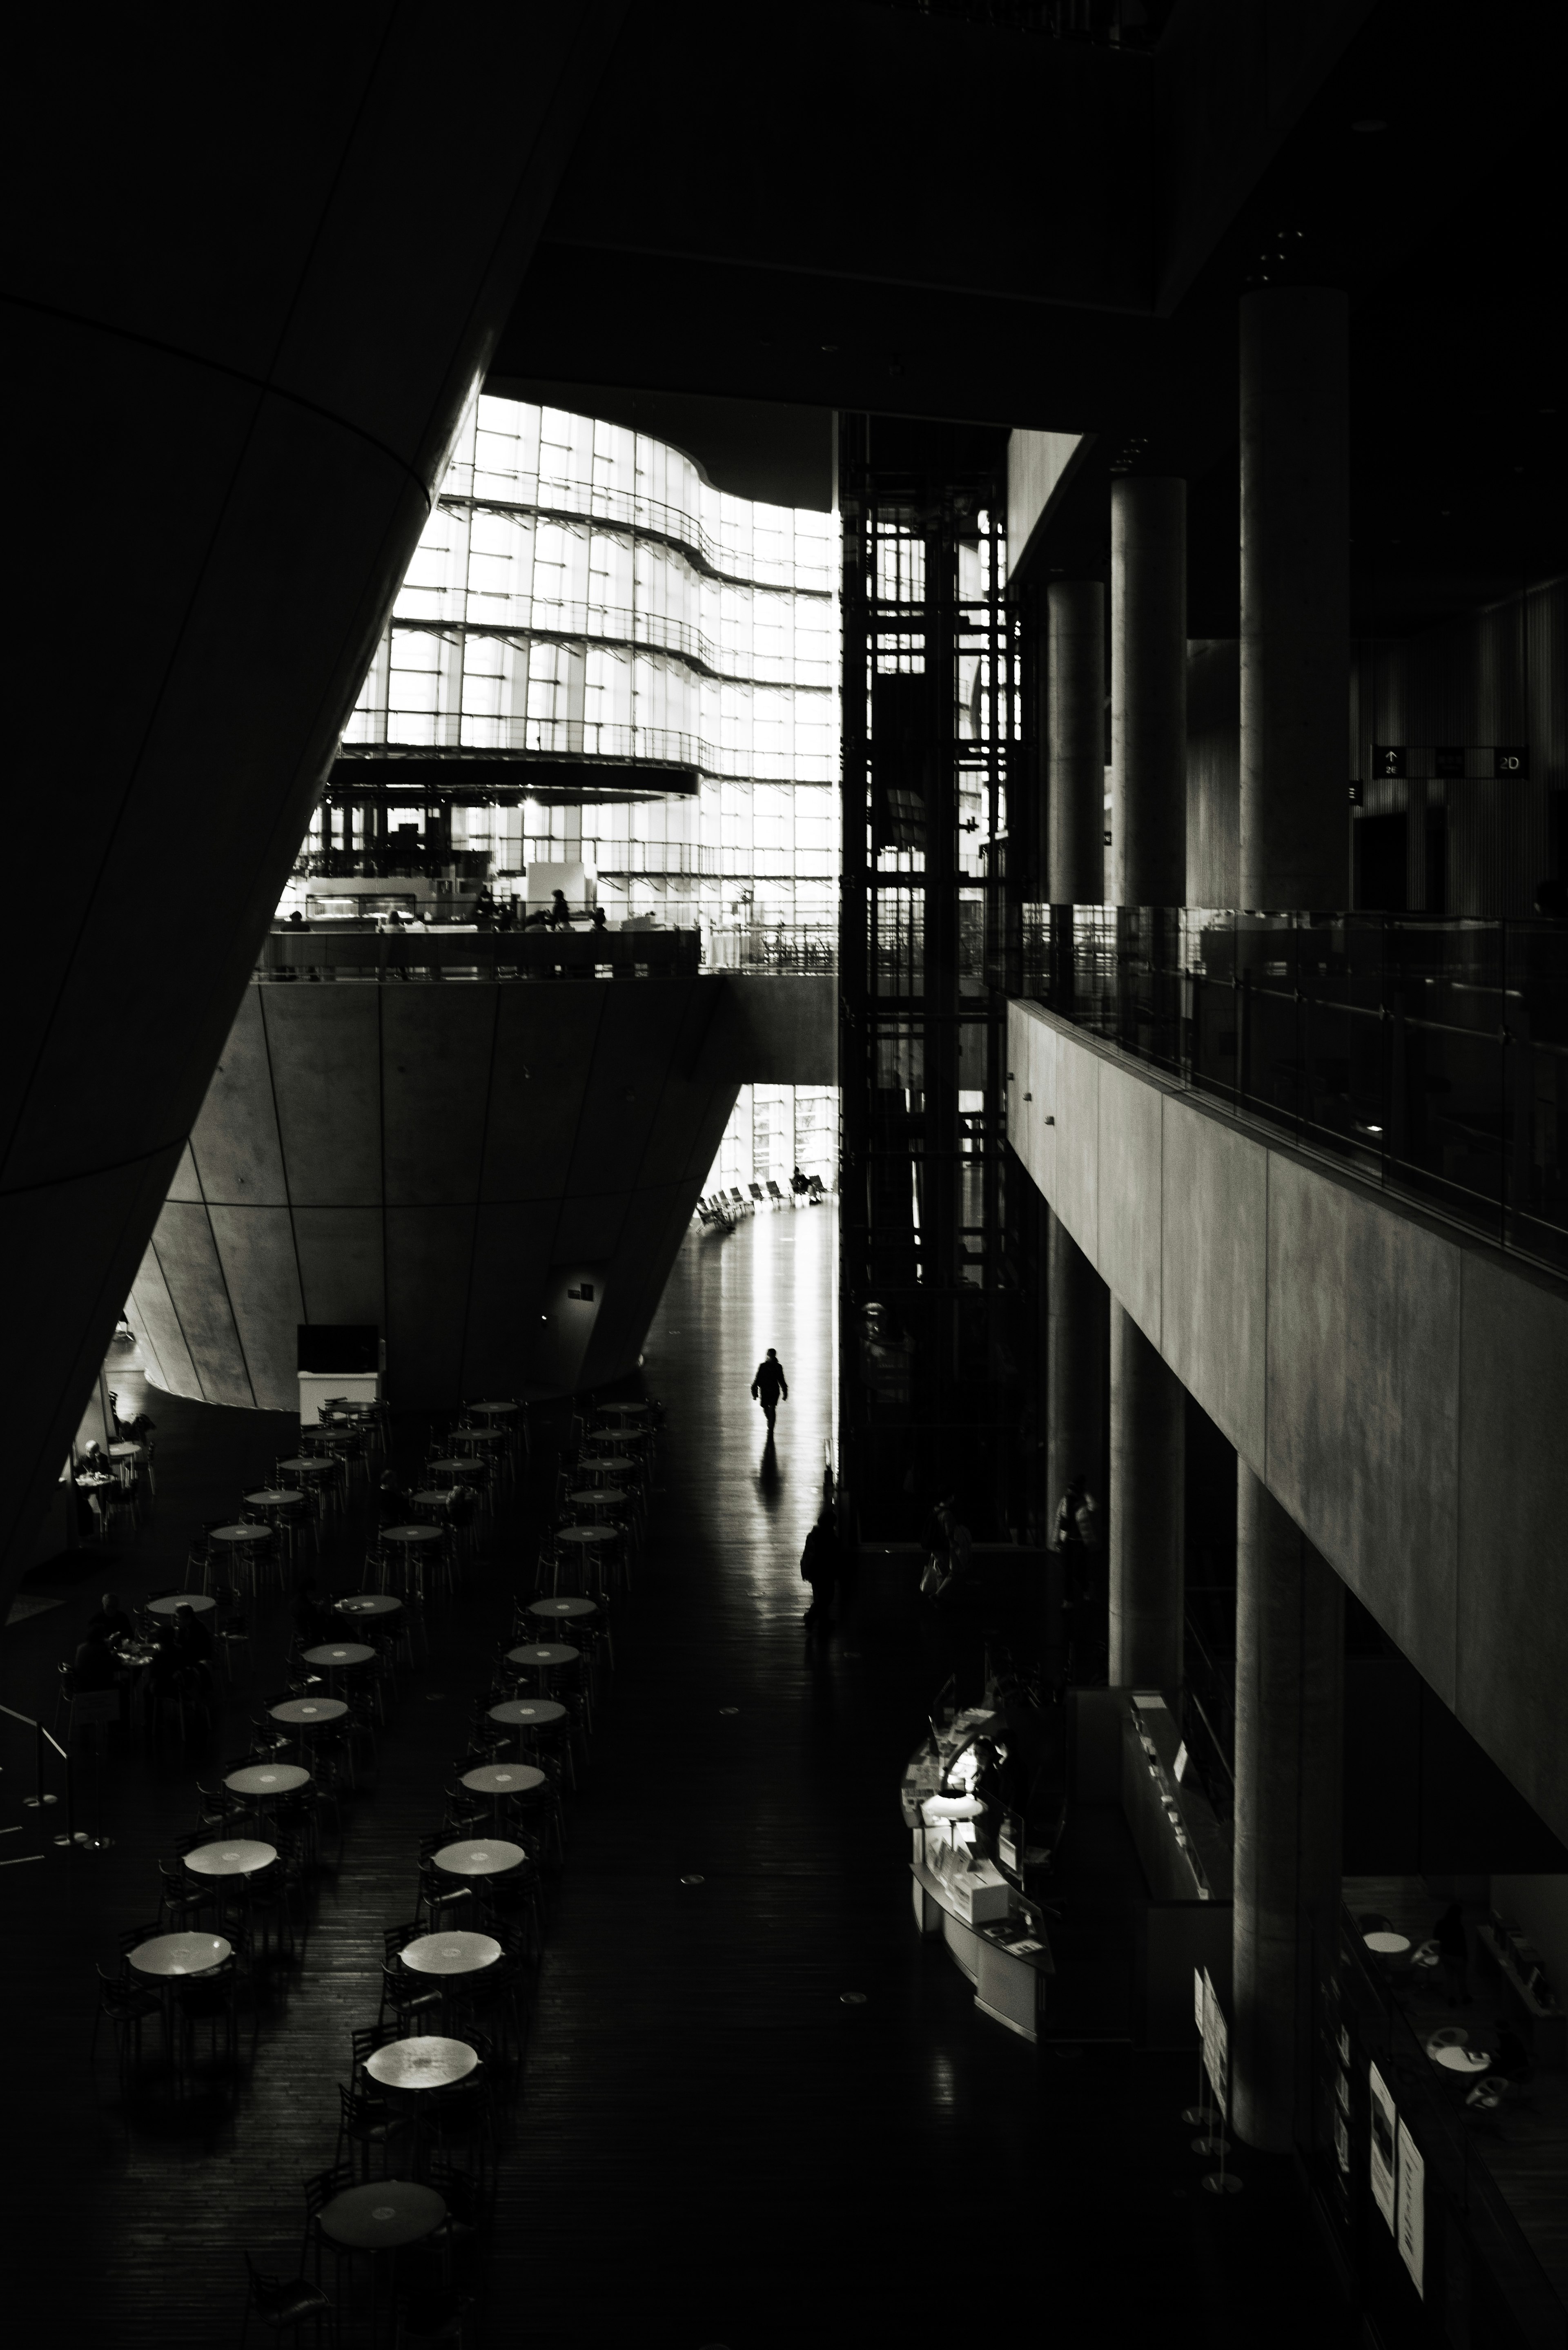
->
[0,1204,1356,2347]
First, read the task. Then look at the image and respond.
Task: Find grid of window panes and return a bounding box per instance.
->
[335,389,841,1193]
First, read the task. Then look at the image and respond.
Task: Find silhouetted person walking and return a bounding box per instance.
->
[800,1509,838,1625]
[751,1347,788,1433]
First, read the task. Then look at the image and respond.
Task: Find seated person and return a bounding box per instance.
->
[495,900,516,932]
[287,909,306,928]
[71,1625,121,1691]
[88,1592,133,1642]
[171,1601,213,1666]
[548,888,572,930]
[587,903,608,932]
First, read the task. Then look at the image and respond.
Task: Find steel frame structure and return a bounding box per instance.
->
[837,417,1039,1541]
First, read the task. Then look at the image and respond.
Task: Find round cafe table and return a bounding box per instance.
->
[184,1837,277,1878]
[527,1596,597,1623]
[426,1458,487,1483]
[461,1762,546,1800]
[450,1426,503,1454]
[245,1487,304,1511]
[269,1695,349,1728]
[467,1400,518,1421]
[224,1763,311,1800]
[399,1933,501,1978]
[1363,1930,1411,1956]
[506,1642,579,1672]
[302,1641,376,1672]
[207,1524,271,1550]
[365,2034,479,2091]
[276,1457,331,1480]
[317,2178,447,2252]
[127,1931,232,1979]
[382,1525,443,1547]
[412,1489,457,1509]
[576,1454,632,1485]
[430,1837,528,1879]
[597,1400,649,1420]
[568,1487,625,1512]
[556,1525,614,1557]
[146,1590,217,1617]
[1433,2045,1492,2076]
[109,1440,147,1464]
[488,1699,567,1744]
[337,1592,402,1619]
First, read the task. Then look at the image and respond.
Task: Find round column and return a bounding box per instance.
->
[1108,1304,1185,1691]
[1239,287,1350,910]
[1232,1463,1344,2152]
[1111,477,1187,908]
[1047,580,1105,905]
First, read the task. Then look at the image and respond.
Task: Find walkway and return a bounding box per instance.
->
[0,1205,1354,2346]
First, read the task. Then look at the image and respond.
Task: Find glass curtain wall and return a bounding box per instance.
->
[305,389,841,1193]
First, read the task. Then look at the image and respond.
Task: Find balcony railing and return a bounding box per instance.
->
[704,922,838,976]
[1016,907,1568,1276]
[257,927,699,982]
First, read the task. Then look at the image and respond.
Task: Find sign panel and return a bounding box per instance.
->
[1396,2120,1425,2298]
[1369,2062,1398,2231]
[1201,1967,1228,2116]
[1373,745,1407,778]
[1494,745,1530,778]
[1434,746,1466,778]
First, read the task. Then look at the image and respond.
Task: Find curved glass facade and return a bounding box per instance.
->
[333,390,839,928]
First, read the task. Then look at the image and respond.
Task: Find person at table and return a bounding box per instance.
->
[799,1509,838,1628]
[750,1348,788,1435]
[292,1578,336,1644]
[587,903,608,932]
[547,887,572,930]
[72,1622,122,1691]
[172,1601,213,1667]
[88,1592,134,1643]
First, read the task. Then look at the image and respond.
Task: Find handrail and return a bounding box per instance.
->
[256,928,701,981]
[0,1700,69,1855]
[1013,905,1568,1279]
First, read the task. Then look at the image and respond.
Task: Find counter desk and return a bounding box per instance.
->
[901,1708,1054,2045]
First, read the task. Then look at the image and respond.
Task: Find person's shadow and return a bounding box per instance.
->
[755,1430,782,1514]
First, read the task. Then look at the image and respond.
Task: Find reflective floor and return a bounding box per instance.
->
[0,1203,1354,2346]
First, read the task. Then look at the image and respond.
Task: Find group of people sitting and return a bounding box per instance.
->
[71,1590,213,1706]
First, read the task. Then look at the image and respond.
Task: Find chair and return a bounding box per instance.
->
[241,2251,333,2346]
[301,2161,360,2289]
[393,2285,477,2348]
[91,1964,158,2076]
[378,1956,445,2034]
[334,2081,412,2181]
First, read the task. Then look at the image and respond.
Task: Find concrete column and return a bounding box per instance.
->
[1232,1464,1345,2153]
[1047,580,1105,905]
[1108,1304,1185,1690]
[1111,477,1187,907]
[1047,1210,1107,1518]
[1239,288,1350,910]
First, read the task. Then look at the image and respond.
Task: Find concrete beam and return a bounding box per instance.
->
[1007,994,1568,1846]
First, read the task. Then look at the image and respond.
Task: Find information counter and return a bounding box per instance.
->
[901,1708,1054,2044]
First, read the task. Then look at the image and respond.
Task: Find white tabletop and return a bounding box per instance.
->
[567,1488,625,1508]
[209,1523,271,1544]
[488,1698,567,1728]
[399,1932,502,1977]
[506,1643,579,1668]
[184,1838,277,1878]
[1363,1930,1411,1955]
[276,1457,330,1475]
[269,1696,349,1725]
[468,1400,518,1416]
[146,1591,216,1615]
[430,1838,527,1877]
[557,1524,613,1545]
[382,1524,442,1544]
[224,1764,311,1797]
[461,1763,546,1797]
[246,1488,303,1506]
[302,1642,376,1667]
[1433,2045,1492,2074]
[337,1592,402,1617]
[527,1596,597,1621]
[365,2034,479,2090]
[318,2180,447,2251]
[127,1931,232,1979]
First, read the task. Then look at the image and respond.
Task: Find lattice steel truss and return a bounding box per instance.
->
[837,419,1042,1541]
